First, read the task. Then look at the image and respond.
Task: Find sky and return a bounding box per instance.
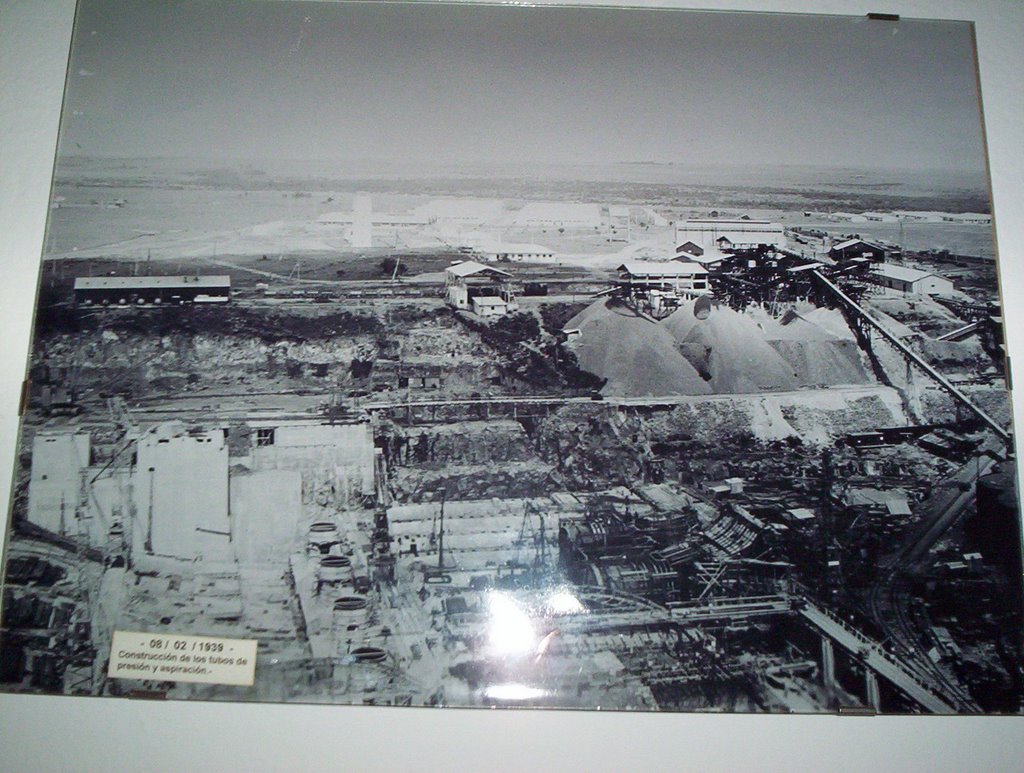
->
[58,0,988,172]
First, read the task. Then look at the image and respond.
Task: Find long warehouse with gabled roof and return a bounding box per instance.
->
[74,275,231,306]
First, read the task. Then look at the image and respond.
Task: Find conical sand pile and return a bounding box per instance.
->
[566,297,872,397]
[662,304,801,393]
[761,307,871,386]
[566,299,712,397]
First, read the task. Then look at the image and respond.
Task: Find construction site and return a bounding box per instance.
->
[2,203,1020,715]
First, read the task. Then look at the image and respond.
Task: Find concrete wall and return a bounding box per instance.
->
[446,284,470,308]
[230,468,303,564]
[133,427,230,560]
[250,421,375,506]
[26,432,90,536]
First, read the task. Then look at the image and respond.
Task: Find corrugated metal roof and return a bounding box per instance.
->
[74,275,231,290]
[445,260,512,278]
[617,261,709,276]
[848,488,910,513]
[871,264,939,283]
[831,238,882,252]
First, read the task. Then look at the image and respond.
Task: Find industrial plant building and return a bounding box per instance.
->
[510,202,603,230]
[73,275,231,306]
[444,260,518,317]
[415,198,507,225]
[616,260,710,296]
[828,238,887,263]
[674,219,786,252]
[475,241,556,262]
[869,264,955,295]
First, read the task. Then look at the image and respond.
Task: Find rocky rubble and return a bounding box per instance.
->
[378,420,534,467]
[390,461,557,503]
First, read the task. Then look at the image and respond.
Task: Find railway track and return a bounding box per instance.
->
[863,445,999,712]
[868,567,977,711]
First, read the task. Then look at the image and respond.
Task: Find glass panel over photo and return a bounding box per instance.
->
[1,0,1018,714]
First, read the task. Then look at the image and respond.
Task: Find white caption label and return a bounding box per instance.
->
[108,631,257,686]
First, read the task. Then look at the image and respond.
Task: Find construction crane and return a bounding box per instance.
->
[423,488,450,583]
[514,501,549,573]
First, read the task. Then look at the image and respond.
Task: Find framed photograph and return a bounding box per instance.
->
[1,0,1020,721]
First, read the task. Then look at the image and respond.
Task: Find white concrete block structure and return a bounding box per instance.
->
[133,423,230,560]
[27,432,91,536]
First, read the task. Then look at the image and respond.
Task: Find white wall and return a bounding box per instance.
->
[2,1,1023,771]
[26,433,90,536]
[250,421,376,500]
[230,468,303,564]
[917,276,955,295]
[134,430,230,560]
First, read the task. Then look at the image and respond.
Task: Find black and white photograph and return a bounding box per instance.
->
[0,0,1020,716]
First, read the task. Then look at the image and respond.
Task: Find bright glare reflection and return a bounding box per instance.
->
[486,592,537,657]
[546,588,586,615]
[484,683,549,702]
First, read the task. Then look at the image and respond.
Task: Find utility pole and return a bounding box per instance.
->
[145,466,155,554]
[437,488,446,570]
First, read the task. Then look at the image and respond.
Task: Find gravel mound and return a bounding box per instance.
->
[663,304,801,393]
[566,299,712,397]
[567,297,873,396]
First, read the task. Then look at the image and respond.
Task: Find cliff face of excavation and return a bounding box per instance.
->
[566,298,872,398]
[377,389,907,497]
[378,420,557,502]
[37,331,373,394]
[533,392,907,489]
[32,306,505,398]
